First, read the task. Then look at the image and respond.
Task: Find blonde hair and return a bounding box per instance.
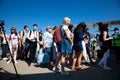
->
[63,17,71,25]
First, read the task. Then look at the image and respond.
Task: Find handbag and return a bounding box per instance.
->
[36,49,50,64]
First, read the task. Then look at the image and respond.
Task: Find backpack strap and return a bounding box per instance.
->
[29,30,32,37]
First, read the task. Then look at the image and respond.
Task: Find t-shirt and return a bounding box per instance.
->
[61,25,71,39]
[9,34,19,46]
[43,31,53,47]
[27,30,39,42]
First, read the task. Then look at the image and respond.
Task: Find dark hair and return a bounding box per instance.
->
[114,27,119,31]
[74,22,86,33]
[24,25,28,29]
[53,26,57,30]
[97,22,103,31]
[33,24,37,27]
[68,24,73,32]
[101,23,109,32]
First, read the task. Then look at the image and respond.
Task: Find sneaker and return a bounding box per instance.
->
[52,67,56,71]
[52,67,60,72]
[60,71,69,75]
[58,64,61,68]
[103,66,112,70]
[98,63,103,68]
[15,61,18,64]
[7,60,11,63]
[3,58,8,60]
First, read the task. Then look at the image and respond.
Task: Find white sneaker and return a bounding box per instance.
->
[58,64,61,68]
[60,71,69,75]
[7,60,11,63]
[52,67,56,71]
[3,58,8,60]
[52,67,60,72]
[15,61,18,64]
[103,66,112,70]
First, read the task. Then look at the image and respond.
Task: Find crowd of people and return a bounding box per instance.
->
[0,17,120,75]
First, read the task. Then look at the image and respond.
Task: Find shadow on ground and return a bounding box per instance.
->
[0,62,120,80]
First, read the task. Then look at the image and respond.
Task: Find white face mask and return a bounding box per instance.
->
[115,30,119,33]
[67,21,71,25]
[48,29,52,33]
[26,28,29,31]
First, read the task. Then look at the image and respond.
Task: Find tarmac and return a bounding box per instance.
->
[0,49,120,80]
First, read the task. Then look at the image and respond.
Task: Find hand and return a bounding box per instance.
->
[110,37,113,40]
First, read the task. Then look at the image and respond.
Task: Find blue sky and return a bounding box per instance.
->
[0,0,120,35]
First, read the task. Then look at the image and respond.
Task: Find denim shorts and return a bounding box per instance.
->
[61,39,72,54]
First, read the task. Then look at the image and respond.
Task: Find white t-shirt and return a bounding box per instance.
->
[2,34,8,44]
[9,34,19,46]
[61,25,71,38]
[27,30,39,42]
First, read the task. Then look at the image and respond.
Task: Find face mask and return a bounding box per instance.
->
[71,28,74,32]
[48,29,52,33]
[26,28,29,31]
[33,28,37,31]
[26,28,29,32]
[11,30,14,33]
[115,30,119,33]
[68,21,71,25]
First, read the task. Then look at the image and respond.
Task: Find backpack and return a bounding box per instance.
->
[53,26,62,43]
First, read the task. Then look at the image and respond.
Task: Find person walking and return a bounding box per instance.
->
[20,25,29,60]
[0,31,9,60]
[26,24,39,66]
[7,27,19,64]
[98,23,113,70]
[72,22,84,70]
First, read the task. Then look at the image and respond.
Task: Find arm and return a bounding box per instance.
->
[103,31,113,41]
[65,29,73,45]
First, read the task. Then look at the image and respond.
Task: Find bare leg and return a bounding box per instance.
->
[72,54,77,70]
[60,54,66,71]
[77,52,82,68]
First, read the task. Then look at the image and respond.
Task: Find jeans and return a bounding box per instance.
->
[21,42,29,59]
[1,44,8,58]
[45,47,53,61]
[86,44,93,63]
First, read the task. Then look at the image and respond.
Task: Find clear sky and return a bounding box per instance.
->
[0,0,120,35]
